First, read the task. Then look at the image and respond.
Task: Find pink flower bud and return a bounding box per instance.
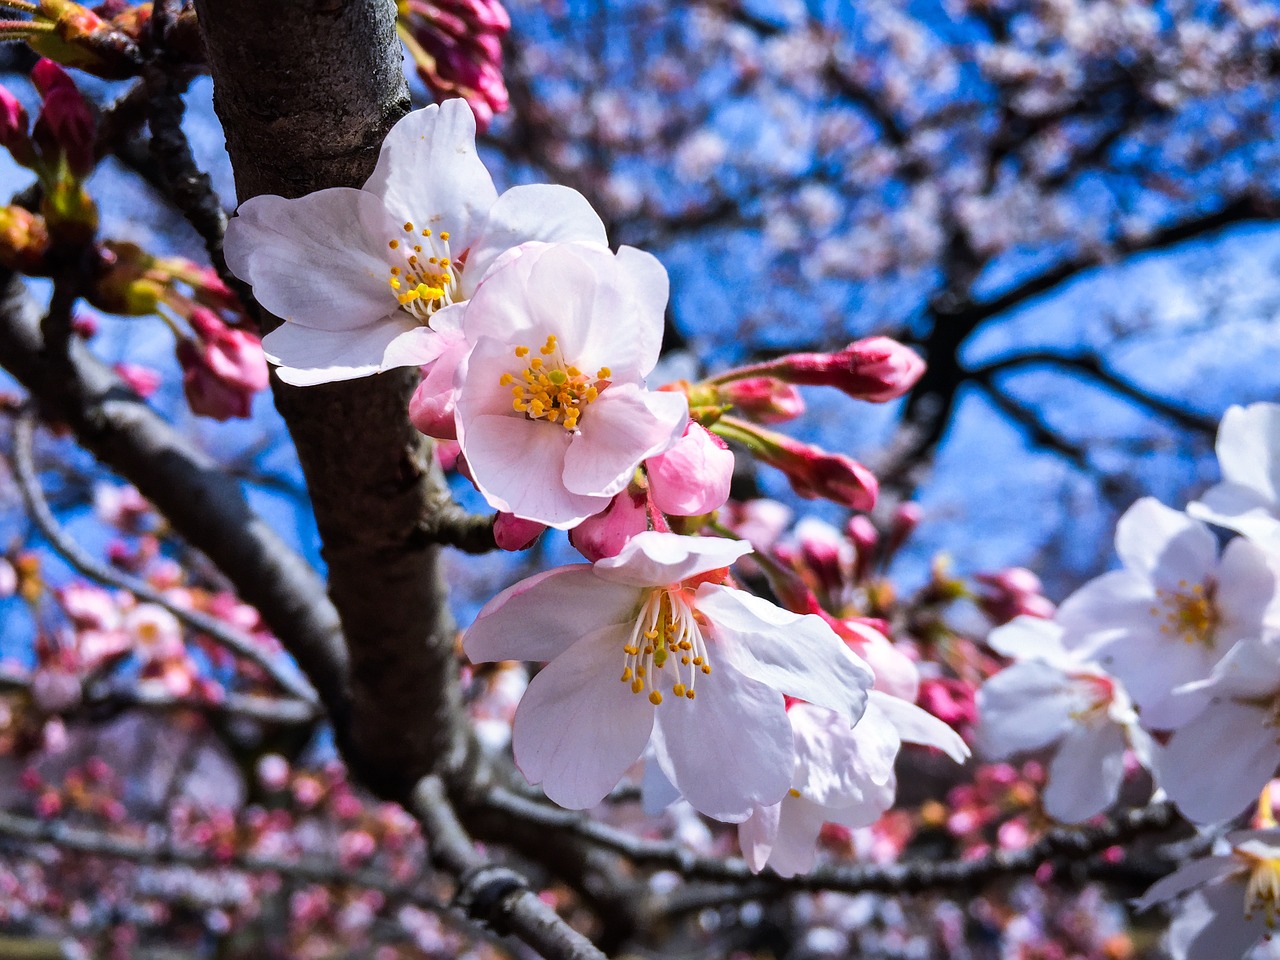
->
[256,753,290,791]
[113,362,160,398]
[569,488,648,562]
[408,330,467,440]
[886,501,922,558]
[974,567,1054,623]
[177,310,269,421]
[716,376,805,423]
[646,422,733,516]
[493,512,546,551]
[917,677,976,730]
[0,85,36,168]
[401,0,511,132]
[31,60,94,178]
[715,336,924,403]
[792,518,848,597]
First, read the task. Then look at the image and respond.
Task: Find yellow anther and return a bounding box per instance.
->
[631,678,643,694]
[530,357,543,370]
[649,691,663,705]
[597,366,611,379]
[701,664,711,674]
[389,278,402,290]
[513,399,527,412]
[515,346,530,358]
[403,221,414,232]
[439,231,450,240]
[388,239,399,249]
[686,689,696,700]
[621,668,633,682]
[422,228,432,237]
[499,373,515,386]
[673,683,686,697]
[788,788,802,798]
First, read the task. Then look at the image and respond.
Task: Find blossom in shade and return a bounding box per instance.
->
[1135,829,1280,960]
[569,487,649,562]
[976,616,1151,823]
[1154,636,1280,824]
[224,100,606,385]
[463,531,874,820]
[1055,497,1277,730]
[739,693,968,877]
[1189,402,1280,552]
[454,242,688,527]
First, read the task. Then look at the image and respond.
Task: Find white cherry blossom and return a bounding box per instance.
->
[462,531,874,821]
[739,693,968,877]
[224,100,606,385]
[454,241,688,527]
[1055,497,1277,729]
[1189,403,1280,552]
[976,616,1151,823]
[1136,829,1280,960]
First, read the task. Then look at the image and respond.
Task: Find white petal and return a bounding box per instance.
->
[986,615,1071,665]
[1056,570,1153,646]
[462,414,609,528]
[1217,403,1280,501]
[462,184,608,298]
[1166,884,1267,960]
[975,661,1076,758]
[225,190,400,330]
[1196,637,1280,700]
[641,755,682,816]
[1189,483,1280,549]
[1114,498,1217,591]
[762,796,828,878]
[612,246,668,377]
[738,803,781,873]
[463,565,639,663]
[1157,700,1280,824]
[651,661,792,821]
[563,385,688,498]
[262,316,422,385]
[364,101,497,250]
[699,585,873,722]
[512,625,655,809]
[791,701,898,803]
[1133,855,1241,911]
[593,531,753,588]
[1216,536,1280,641]
[869,691,970,763]
[1042,719,1127,823]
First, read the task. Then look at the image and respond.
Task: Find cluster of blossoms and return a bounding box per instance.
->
[973,402,1280,959]
[225,98,967,874]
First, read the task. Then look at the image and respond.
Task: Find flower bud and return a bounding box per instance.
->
[717,418,877,510]
[177,309,269,421]
[716,376,805,423]
[112,362,159,398]
[646,422,733,516]
[399,0,511,131]
[0,206,52,274]
[493,512,546,551]
[32,59,94,178]
[713,336,924,403]
[569,488,648,562]
[0,86,37,168]
[974,567,1054,623]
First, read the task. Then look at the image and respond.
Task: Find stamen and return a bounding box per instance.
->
[501,335,605,432]
[619,588,712,706]
[1149,579,1218,646]
[383,222,462,322]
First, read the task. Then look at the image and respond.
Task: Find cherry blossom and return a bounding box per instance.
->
[739,693,968,877]
[462,531,874,820]
[224,100,606,385]
[1055,497,1277,729]
[1189,402,1280,552]
[454,242,689,527]
[976,617,1150,823]
[1135,829,1280,960]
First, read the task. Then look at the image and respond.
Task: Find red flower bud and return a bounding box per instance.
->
[177,309,269,420]
[493,512,546,551]
[713,336,924,403]
[32,59,95,177]
[0,85,36,168]
[716,376,805,423]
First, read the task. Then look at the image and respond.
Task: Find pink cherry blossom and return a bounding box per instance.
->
[463,531,873,820]
[454,242,689,528]
[176,310,269,421]
[568,487,649,562]
[646,422,734,517]
[225,100,606,385]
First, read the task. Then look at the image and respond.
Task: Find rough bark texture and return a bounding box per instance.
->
[195,0,468,799]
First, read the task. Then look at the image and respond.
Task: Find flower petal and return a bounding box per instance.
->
[462,413,609,528]
[262,316,421,385]
[869,691,970,763]
[975,661,1077,758]
[612,246,667,377]
[1189,483,1280,551]
[1133,855,1239,912]
[738,803,781,873]
[986,615,1071,666]
[651,660,792,821]
[1165,884,1266,960]
[463,565,639,663]
[225,189,399,329]
[364,101,497,250]
[462,184,608,298]
[1114,498,1217,591]
[563,384,688,498]
[697,585,873,723]
[1043,718,1127,823]
[1157,700,1280,824]
[791,700,898,803]
[1216,403,1280,501]
[511,625,655,809]
[593,531,753,587]
[762,796,828,878]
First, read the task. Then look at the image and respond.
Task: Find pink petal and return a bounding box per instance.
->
[593,531,752,588]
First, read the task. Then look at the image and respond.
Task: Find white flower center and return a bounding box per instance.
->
[620,587,711,705]
[1147,578,1218,647]
[386,221,461,322]
[1242,852,1280,927]
[499,334,610,432]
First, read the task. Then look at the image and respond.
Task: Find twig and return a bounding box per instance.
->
[413,776,608,960]
[12,408,321,708]
[482,787,1179,896]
